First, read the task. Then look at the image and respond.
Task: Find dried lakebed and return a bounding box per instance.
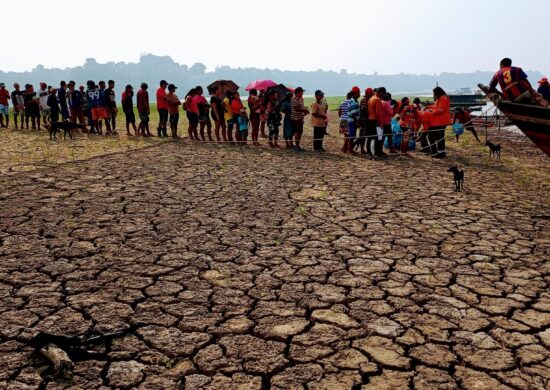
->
[0,134,549,389]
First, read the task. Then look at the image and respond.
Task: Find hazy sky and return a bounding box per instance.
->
[3,0,549,75]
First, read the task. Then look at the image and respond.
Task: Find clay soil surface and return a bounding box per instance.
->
[0,114,549,389]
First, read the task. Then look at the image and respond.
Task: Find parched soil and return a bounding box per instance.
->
[0,123,549,389]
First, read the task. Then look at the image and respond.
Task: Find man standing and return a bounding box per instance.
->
[367,87,385,157]
[290,87,309,152]
[156,80,169,137]
[24,84,40,130]
[86,81,100,133]
[137,82,152,137]
[47,87,60,124]
[347,86,361,154]
[11,83,25,129]
[310,90,328,152]
[105,80,118,134]
[37,82,50,128]
[357,88,374,154]
[58,81,70,120]
[98,81,112,134]
[0,83,10,128]
[121,84,137,136]
[67,81,85,128]
[166,84,181,138]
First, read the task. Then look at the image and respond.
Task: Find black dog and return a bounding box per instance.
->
[49,121,86,140]
[448,166,464,192]
[485,141,501,159]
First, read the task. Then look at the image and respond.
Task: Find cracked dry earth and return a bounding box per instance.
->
[0,133,549,390]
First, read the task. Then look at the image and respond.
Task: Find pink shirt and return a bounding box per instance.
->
[380,100,394,126]
[190,95,206,114]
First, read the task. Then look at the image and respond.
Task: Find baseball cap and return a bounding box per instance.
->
[315,89,324,96]
[351,86,361,94]
[295,87,305,93]
[168,84,177,91]
[538,77,548,84]
[160,80,168,86]
[365,87,374,95]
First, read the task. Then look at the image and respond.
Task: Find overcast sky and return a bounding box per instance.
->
[3,0,548,75]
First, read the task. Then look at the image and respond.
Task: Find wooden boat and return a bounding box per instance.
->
[478,84,550,157]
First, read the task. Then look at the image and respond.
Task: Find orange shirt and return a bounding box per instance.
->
[429,95,451,127]
[368,95,382,122]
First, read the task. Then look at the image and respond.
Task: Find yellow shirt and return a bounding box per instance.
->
[311,101,327,127]
[223,98,233,121]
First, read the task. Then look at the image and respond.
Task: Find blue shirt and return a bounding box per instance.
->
[238,115,248,132]
[339,100,350,121]
[348,98,359,123]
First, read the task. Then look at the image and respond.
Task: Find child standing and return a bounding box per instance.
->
[237,108,250,145]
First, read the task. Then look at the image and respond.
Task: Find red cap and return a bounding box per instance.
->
[365,88,374,95]
[351,86,361,94]
[538,77,548,84]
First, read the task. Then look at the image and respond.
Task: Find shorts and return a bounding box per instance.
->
[40,108,50,117]
[348,121,357,138]
[169,113,179,126]
[291,120,304,135]
[158,108,168,123]
[0,104,9,116]
[91,107,109,121]
[187,111,199,126]
[339,119,349,134]
[124,110,136,124]
[139,112,150,123]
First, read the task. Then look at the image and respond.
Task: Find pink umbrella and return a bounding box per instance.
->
[245,79,277,91]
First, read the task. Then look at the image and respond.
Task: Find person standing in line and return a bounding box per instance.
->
[426,86,451,158]
[184,88,199,141]
[280,92,294,149]
[223,91,234,143]
[11,83,25,129]
[47,87,60,124]
[347,86,361,154]
[85,81,100,133]
[24,84,40,130]
[194,86,212,142]
[37,82,50,128]
[265,90,281,148]
[381,92,397,154]
[121,84,137,136]
[98,81,113,135]
[210,86,225,143]
[105,80,118,134]
[357,88,374,154]
[67,81,85,129]
[58,81,69,120]
[156,80,169,137]
[137,82,152,137]
[310,89,328,152]
[367,87,386,157]
[231,92,245,144]
[339,92,351,153]
[259,90,267,138]
[166,84,181,138]
[0,83,10,128]
[247,89,261,146]
[290,87,309,152]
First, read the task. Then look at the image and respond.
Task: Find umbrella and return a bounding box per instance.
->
[266,84,293,103]
[207,80,239,96]
[245,79,277,91]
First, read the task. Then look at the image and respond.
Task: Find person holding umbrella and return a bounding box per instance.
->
[311,90,328,152]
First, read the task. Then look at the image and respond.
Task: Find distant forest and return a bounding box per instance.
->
[0,54,544,99]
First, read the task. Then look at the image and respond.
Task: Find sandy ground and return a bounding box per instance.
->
[0,113,549,389]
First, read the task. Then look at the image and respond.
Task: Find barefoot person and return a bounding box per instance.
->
[121,84,137,136]
[280,92,293,149]
[166,84,181,138]
[194,86,212,142]
[231,92,245,144]
[210,86,225,142]
[265,90,281,148]
[0,83,10,128]
[311,89,328,152]
[156,80,169,137]
[11,83,24,129]
[290,87,309,151]
[137,82,152,137]
[247,89,261,146]
[105,80,118,134]
[223,91,234,143]
[184,88,199,140]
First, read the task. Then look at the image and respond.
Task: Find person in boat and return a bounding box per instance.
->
[488,58,547,106]
[537,77,550,102]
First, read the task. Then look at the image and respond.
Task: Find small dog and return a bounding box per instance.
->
[485,141,501,159]
[448,166,464,192]
[49,121,86,140]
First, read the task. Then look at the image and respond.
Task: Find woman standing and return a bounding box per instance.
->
[266,90,281,148]
[210,86,226,143]
[223,91,234,143]
[259,90,267,138]
[184,88,199,140]
[247,89,261,146]
[280,92,294,149]
[230,92,245,144]
[427,87,451,158]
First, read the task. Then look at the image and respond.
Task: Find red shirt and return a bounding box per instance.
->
[0,89,9,105]
[489,66,530,100]
[156,87,168,110]
[231,99,244,115]
[185,95,198,114]
[136,89,149,113]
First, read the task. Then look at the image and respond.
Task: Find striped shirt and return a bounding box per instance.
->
[348,98,359,123]
[291,96,306,121]
[339,99,349,121]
